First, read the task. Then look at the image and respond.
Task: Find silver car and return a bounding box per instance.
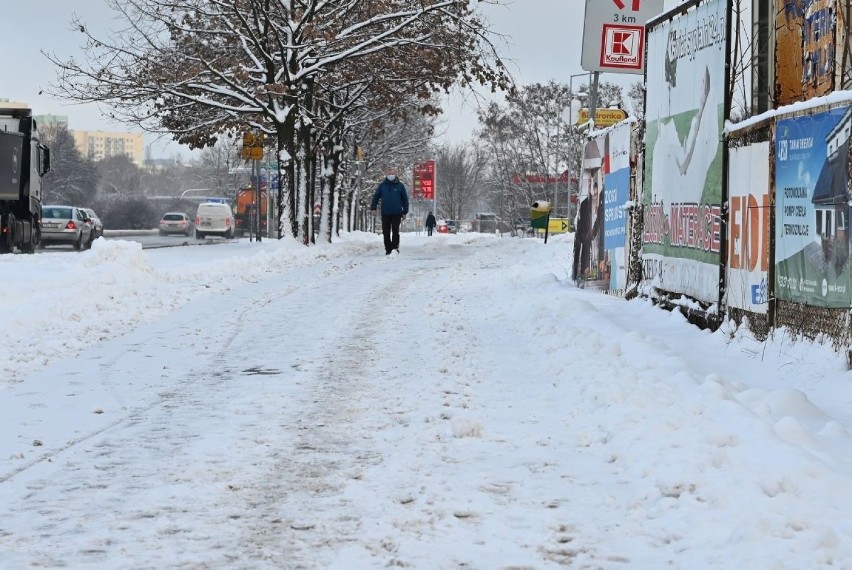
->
[40,206,94,250]
[80,208,104,242]
[159,212,194,236]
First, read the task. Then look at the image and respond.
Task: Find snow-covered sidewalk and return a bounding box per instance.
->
[2,233,852,568]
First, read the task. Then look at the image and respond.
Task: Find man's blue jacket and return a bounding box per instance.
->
[371,178,409,216]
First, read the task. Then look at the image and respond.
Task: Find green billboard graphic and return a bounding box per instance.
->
[641,0,727,304]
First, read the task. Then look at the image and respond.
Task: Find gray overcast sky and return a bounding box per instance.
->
[0,1,680,153]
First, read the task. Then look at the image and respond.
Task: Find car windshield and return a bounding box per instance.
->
[44,208,72,219]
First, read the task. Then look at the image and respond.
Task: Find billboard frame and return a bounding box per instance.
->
[641,0,732,319]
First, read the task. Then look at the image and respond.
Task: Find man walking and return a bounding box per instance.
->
[425,211,437,236]
[370,167,409,255]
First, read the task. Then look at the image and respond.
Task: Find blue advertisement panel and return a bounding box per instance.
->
[604,123,632,290]
[775,107,852,308]
[604,169,629,250]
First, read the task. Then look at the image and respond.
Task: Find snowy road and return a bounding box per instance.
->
[2,234,852,568]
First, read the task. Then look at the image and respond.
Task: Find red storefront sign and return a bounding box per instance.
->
[413,160,435,200]
[511,172,572,185]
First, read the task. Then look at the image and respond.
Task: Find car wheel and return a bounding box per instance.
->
[159,230,166,236]
[74,233,83,251]
[195,230,205,239]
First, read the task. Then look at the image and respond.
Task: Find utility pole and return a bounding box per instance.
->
[588,71,600,131]
[241,130,265,242]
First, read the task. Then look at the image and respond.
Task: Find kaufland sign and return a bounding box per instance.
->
[581,0,664,74]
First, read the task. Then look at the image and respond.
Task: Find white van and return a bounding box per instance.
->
[194,202,235,239]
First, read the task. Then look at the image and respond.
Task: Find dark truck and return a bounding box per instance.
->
[0,104,51,253]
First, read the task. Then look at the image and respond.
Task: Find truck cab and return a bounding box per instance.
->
[0,103,51,254]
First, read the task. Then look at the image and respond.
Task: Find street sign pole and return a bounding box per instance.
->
[241,130,265,242]
[433,161,438,219]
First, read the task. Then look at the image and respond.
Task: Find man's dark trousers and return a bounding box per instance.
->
[382,214,403,253]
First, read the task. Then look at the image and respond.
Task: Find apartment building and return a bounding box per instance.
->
[72,130,145,166]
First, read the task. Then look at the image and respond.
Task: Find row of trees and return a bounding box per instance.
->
[38,76,638,234]
[41,0,768,239]
[425,79,642,231]
[48,0,512,244]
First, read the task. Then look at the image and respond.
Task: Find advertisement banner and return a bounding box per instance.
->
[604,123,632,290]
[574,135,607,288]
[775,108,852,308]
[725,142,770,313]
[641,0,727,303]
[774,0,836,106]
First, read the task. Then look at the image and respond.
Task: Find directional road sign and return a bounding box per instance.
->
[581,0,664,74]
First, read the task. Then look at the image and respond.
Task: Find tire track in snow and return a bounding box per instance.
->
[234,259,417,567]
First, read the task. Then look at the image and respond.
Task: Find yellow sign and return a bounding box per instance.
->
[576,108,627,127]
[240,146,263,160]
[243,132,265,146]
[547,218,571,233]
[241,131,265,160]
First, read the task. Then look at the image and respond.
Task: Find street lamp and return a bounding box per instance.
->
[564,72,592,222]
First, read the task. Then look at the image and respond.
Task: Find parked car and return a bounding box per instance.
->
[80,208,104,243]
[437,219,458,234]
[40,205,94,250]
[159,212,194,236]
[473,213,498,233]
[194,202,234,239]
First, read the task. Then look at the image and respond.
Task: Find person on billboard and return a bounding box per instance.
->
[652,63,717,212]
[425,211,437,236]
[573,173,604,285]
[370,167,410,255]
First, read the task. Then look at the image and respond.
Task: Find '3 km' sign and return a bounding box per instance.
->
[581,0,664,74]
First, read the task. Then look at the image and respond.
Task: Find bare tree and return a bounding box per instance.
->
[476,101,527,225]
[40,124,100,207]
[434,143,487,222]
[47,0,512,244]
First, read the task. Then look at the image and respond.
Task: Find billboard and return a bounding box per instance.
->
[725,142,770,313]
[641,0,727,304]
[413,160,435,200]
[574,122,630,290]
[775,108,852,308]
[574,135,607,287]
[774,0,837,106]
[603,123,632,290]
[581,0,665,74]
